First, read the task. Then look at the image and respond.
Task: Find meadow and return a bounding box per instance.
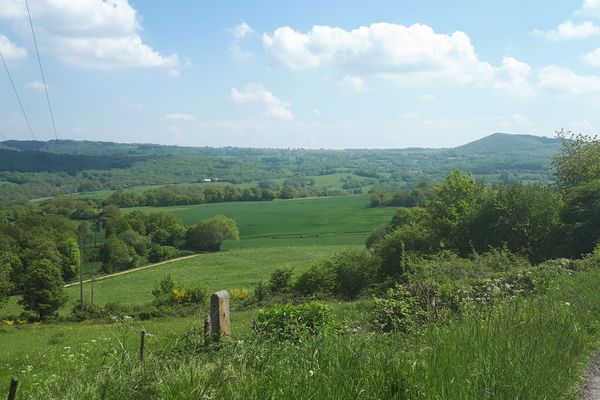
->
[2,266,599,399]
[2,195,396,316]
[131,195,395,248]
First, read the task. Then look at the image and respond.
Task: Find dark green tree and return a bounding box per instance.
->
[185,215,240,251]
[19,259,67,320]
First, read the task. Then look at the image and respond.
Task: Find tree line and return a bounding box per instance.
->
[0,202,239,320]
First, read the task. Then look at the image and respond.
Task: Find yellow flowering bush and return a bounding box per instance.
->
[231,288,249,301]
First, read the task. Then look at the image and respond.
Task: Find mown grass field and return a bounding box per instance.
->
[132,195,395,248]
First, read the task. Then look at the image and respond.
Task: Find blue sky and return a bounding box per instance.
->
[1,0,600,148]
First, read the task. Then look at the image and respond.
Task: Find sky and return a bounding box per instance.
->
[1,0,600,149]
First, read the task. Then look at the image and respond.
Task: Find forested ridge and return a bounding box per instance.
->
[0,133,560,202]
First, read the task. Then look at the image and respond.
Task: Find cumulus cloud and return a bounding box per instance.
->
[577,0,600,17]
[532,20,599,40]
[230,21,254,39]
[228,21,254,62]
[538,65,600,94]
[493,57,536,97]
[165,112,197,122]
[231,83,294,120]
[0,33,26,59]
[584,47,600,66]
[263,23,500,83]
[0,0,179,72]
[263,22,535,97]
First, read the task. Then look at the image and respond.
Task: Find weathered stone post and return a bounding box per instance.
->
[210,290,231,341]
[8,377,19,400]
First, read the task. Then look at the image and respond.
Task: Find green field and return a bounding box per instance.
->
[131,195,395,248]
[2,195,395,316]
[71,172,373,202]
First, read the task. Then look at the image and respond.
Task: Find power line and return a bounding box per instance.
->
[0,50,35,140]
[0,128,5,141]
[25,0,58,140]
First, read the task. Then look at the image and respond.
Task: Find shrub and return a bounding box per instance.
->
[324,249,377,298]
[148,245,178,263]
[255,302,333,341]
[365,223,392,249]
[151,274,208,306]
[294,263,336,297]
[253,280,269,302]
[268,267,294,293]
[372,285,426,333]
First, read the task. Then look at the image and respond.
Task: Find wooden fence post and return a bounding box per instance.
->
[7,377,18,400]
[139,330,146,361]
[210,290,231,341]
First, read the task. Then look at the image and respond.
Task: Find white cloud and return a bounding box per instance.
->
[230,21,254,39]
[577,0,600,17]
[25,80,47,90]
[493,57,536,97]
[263,23,498,83]
[263,22,536,96]
[538,65,600,94]
[338,75,368,93]
[584,47,600,66]
[0,0,179,72]
[231,83,294,121]
[0,33,26,59]
[228,21,254,62]
[165,112,197,122]
[532,20,599,40]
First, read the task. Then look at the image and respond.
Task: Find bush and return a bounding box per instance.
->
[148,245,178,263]
[255,302,333,341]
[151,274,208,306]
[294,263,336,297]
[323,249,377,298]
[268,267,294,294]
[372,285,426,333]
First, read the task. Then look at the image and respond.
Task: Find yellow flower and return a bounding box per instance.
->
[172,288,186,299]
[231,288,249,300]
[2,320,14,326]
[17,320,27,325]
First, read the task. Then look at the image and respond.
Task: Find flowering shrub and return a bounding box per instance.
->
[231,288,249,301]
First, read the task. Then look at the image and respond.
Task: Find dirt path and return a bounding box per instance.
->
[583,352,600,399]
[64,254,201,288]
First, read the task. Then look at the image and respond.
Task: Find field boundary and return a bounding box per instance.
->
[64,254,201,288]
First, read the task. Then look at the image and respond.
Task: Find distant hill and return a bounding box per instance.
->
[0,133,563,203]
[450,133,562,156]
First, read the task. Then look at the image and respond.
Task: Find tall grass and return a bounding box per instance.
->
[6,269,600,399]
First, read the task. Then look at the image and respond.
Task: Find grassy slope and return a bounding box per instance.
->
[3,268,600,398]
[3,195,395,315]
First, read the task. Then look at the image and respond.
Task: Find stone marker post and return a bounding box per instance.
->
[210,290,231,341]
[8,377,19,400]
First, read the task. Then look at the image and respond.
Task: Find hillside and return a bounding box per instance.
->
[0,133,561,202]
[450,132,562,156]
